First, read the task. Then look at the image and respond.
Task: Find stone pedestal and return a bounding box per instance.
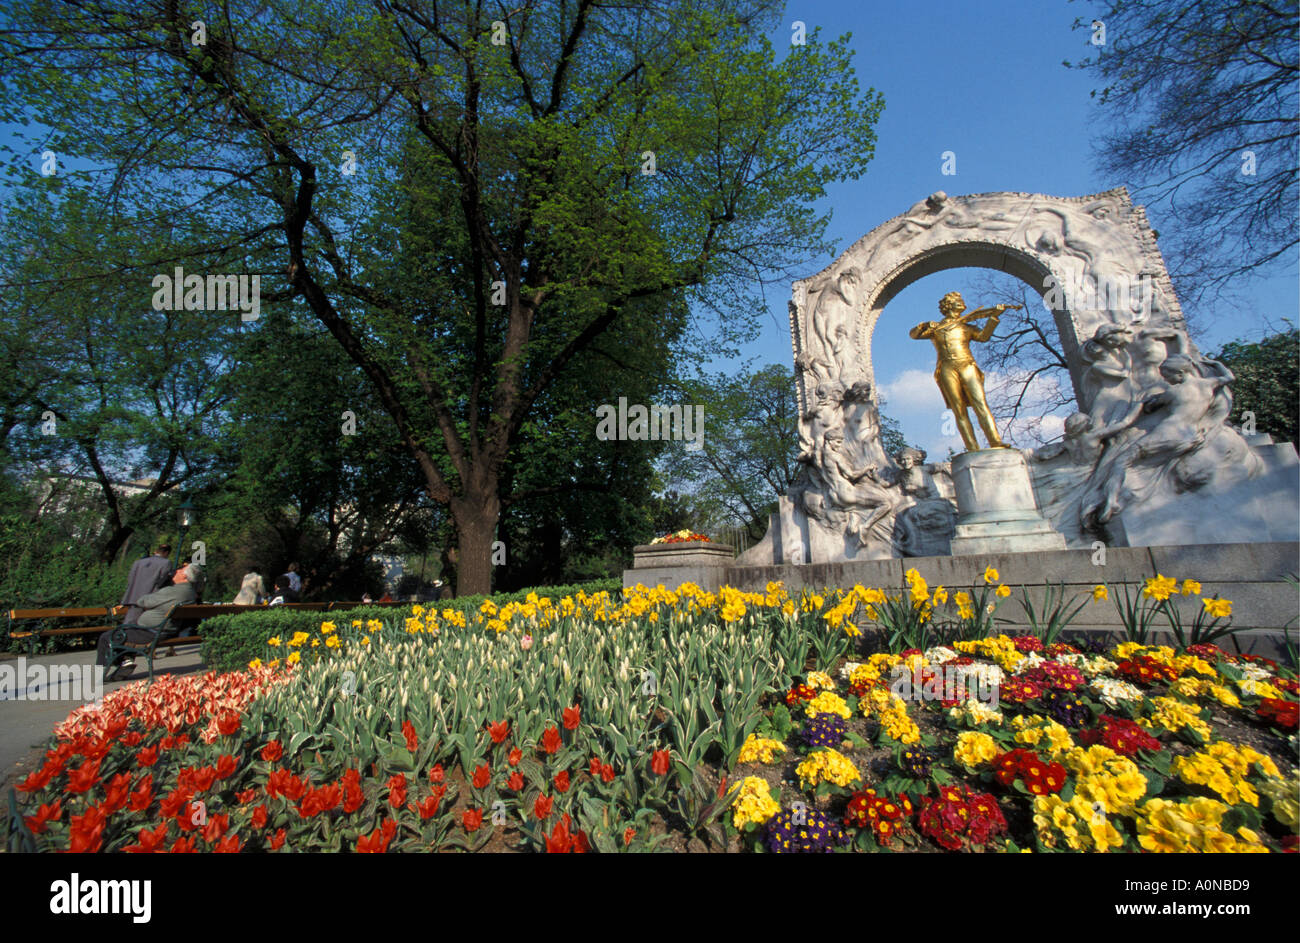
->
[623,542,735,593]
[949,449,1067,556]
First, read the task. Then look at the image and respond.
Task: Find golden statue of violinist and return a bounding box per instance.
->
[909,291,1020,452]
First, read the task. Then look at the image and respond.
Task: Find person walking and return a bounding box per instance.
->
[119,544,173,625]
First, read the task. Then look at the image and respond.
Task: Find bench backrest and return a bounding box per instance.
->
[8,606,112,620]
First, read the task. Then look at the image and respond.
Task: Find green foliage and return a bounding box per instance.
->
[199,579,622,672]
[0,509,132,653]
[1212,328,1299,445]
[199,605,397,673]
[1004,582,1091,647]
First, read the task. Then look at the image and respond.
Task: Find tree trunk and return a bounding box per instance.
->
[449,490,499,597]
[101,524,136,565]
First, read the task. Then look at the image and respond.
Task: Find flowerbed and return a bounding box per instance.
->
[648,530,711,544]
[7,577,1297,853]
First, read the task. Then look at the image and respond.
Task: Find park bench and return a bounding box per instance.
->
[4,606,119,656]
[8,598,415,682]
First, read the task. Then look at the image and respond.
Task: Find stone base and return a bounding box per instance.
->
[949,449,1065,555]
[624,542,735,593]
[950,519,1069,556]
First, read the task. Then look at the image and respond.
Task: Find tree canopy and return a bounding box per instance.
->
[0,0,885,594]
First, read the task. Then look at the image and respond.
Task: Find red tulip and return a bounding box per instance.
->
[136,745,159,767]
[541,726,562,754]
[15,765,54,793]
[624,827,636,846]
[217,711,241,736]
[260,740,283,762]
[202,813,230,842]
[414,793,443,819]
[23,800,62,835]
[342,768,364,813]
[462,807,484,832]
[387,774,408,809]
[170,836,199,853]
[159,787,193,819]
[357,818,398,852]
[472,763,491,790]
[534,795,554,820]
[252,804,269,829]
[429,763,445,784]
[554,770,571,793]
[589,756,603,777]
[66,757,103,794]
[488,720,509,744]
[507,749,522,767]
[506,771,524,791]
[123,822,168,853]
[269,828,287,851]
[188,766,218,793]
[402,720,419,752]
[215,754,239,780]
[102,772,132,814]
[563,705,581,730]
[601,764,615,784]
[545,817,573,853]
[651,750,670,776]
[213,834,243,853]
[68,805,107,853]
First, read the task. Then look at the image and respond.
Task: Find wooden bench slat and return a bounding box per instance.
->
[10,625,116,638]
[9,607,111,619]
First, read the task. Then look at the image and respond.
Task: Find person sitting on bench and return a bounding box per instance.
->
[267,574,300,606]
[98,562,205,681]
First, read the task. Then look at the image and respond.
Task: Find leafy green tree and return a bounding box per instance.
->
[0,187,237,562]
[1211,327,1299,445]
[0,1,884,594]
[658,363,913,541]
[201,313,436,599]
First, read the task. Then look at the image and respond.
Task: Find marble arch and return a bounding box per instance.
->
[790,187,1186,428]
[737,188,1297,567]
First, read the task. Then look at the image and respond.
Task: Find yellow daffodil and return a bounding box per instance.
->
[983,566,1000,584]
[1203,597,1232,618]
[1092,584,1108,601]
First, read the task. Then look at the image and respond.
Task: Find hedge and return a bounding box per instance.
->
[199,578,623,672]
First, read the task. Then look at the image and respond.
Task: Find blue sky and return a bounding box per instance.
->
[720,0,1298,457]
